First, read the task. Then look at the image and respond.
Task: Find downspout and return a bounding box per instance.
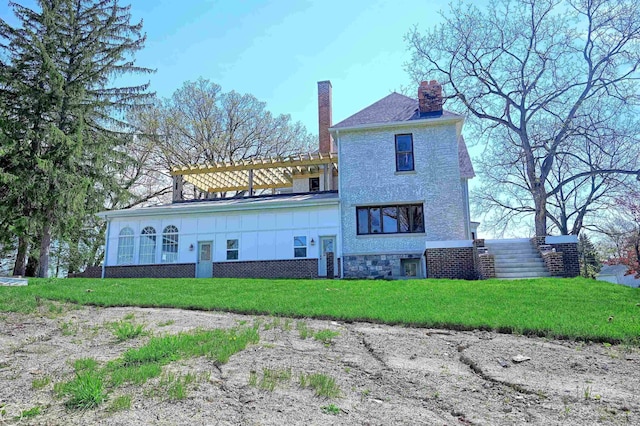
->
[336,129,344,279]
[101,217,111,279]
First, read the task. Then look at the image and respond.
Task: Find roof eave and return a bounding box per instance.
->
[329,114,464,133]
[97,197,340,220]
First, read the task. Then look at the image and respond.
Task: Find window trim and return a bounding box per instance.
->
[356,204,425,235]
[226,239,239,260]
[161,225,179,263]
[117,227,135,265]
[395,134,414,172]
[139,226,157,264]
[293,236,307,258]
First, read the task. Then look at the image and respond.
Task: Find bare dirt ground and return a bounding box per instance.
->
[0,303,638,425]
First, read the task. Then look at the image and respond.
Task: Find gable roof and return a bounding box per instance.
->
[332,92,462,129]
[331,92,474,179]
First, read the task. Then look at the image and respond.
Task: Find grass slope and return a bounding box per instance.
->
[1,277,639,342]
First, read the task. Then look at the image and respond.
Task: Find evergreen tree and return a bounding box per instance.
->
[578,233,601,279]
[0,0,154,277]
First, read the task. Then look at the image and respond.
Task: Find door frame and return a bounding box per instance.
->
[196,240,213,278]
[318,235,338,278]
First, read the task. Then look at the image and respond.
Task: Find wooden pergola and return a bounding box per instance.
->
[171,152,338,200]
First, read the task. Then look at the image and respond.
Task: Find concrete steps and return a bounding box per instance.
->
[485,239,550,279]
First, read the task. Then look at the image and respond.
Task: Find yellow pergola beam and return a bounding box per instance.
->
[171,152,337,176]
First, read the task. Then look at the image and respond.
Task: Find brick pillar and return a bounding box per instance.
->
[318,81,334,154]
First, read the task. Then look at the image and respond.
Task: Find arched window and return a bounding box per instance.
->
[117,227,135,265]
[162,225,179,263]
[139,226,156,264]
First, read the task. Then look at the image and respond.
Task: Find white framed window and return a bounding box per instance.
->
[226,239,239,260]
[139,226,156,264]
[117,227,135,265]
[294,236,307,258]
[162,225,179,263]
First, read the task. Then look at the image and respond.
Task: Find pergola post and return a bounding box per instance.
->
[248,169,254,196]
[172,175,184,201]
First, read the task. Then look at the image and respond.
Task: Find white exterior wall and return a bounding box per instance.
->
[337,123,466,255]
[105,204,340,267]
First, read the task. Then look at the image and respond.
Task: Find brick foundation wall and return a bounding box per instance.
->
[425,247,476,280]
[213,259,318,279]
[68,266,102,278]
[542,252,564,277]
[550,243,579,277]
[104,263,195,278]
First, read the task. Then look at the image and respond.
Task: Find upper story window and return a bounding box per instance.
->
[161,225,179,263]
[395,134,414,172]
[117,227,135,265]
[356,204,425,235]
[309,177,320,192]
[139,226,156,264]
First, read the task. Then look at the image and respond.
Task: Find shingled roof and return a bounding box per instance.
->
[332,92,462,129]
[331,92,474,179]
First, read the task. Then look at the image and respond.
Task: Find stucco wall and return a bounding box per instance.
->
[105,204,340,267]
[338,123,466,255]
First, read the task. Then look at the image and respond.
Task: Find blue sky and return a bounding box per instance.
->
[1,0,481,145]
[124,0,457,132]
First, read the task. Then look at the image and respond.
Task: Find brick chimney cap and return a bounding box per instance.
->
[317,80,332,86]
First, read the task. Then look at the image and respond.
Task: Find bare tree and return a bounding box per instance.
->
[132,78,315,198]
[406,0,640,236]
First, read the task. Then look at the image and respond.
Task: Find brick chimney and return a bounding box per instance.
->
[318,80,334,153]
[418,80,443,117]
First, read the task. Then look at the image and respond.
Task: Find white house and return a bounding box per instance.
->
[96,80,476,279]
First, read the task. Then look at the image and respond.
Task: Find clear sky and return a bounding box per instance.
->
[1,0,482,149]
[123,0,459,133]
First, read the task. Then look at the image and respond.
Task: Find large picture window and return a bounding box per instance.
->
[139,226,156,264]
[356,204,424,235]
[117,227,135,265]
[162,225,179,263]
[395,134,414,172]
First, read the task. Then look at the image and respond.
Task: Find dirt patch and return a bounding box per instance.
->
[0,304,638,425]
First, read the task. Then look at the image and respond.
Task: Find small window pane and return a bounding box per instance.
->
[398,206,410,233]
[396,135,412,152]
[294,236,307,247]
[411,205,425,232]
[397,153,413,171]
[369,208,382,233]
[294,247,307,258]
[382,207,398,233]
[226,239,239,260]
[357,208,369,234]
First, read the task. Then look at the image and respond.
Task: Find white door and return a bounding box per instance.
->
[319,236,337,277]
[196,241,213,278]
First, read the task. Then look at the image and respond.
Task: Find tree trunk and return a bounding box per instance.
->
[37,222,52,278]
[533,184,548,236]
[12,236,28,276]
[25,255,38,277]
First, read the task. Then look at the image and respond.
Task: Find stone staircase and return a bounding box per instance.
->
[484,239,550,279]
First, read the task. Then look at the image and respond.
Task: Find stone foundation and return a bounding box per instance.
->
[213,259,318,279]
[343,253,423,279]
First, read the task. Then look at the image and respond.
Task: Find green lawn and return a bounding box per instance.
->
[1,277,639,343]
